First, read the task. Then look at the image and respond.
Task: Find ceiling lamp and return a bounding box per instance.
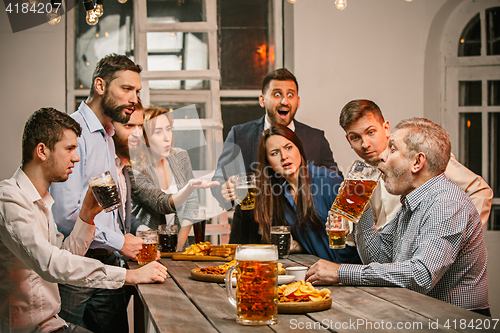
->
[46,0,61,25]
[83,0,99,25]
[94,0,104,17]
[335,0,347,10]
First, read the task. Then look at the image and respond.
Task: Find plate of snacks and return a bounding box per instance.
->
[173,243,237,261]
[191,260,236,283]
[278,280,332,313]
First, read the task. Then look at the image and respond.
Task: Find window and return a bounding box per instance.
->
[67,0,283,236]
[444,3,500,230]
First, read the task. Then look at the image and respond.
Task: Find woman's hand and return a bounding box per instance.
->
[188,179,220,189]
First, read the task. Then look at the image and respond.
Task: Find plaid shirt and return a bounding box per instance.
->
[339,174,489,311]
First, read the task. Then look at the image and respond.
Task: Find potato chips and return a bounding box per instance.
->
[278,281,331,302]
[183,242,211,255]
[182,242,239,257]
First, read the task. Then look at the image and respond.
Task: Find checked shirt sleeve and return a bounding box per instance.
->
[339,198,473,295]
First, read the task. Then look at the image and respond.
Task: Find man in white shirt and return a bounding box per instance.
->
[49,54,146,332]
[0,108,167,333]
[338,99,493,229]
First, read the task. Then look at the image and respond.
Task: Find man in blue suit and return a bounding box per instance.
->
[212,68,341,244]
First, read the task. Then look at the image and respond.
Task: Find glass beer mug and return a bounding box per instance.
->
[331,160,381,223]
[225,245,279,326]
[235,173,257,210]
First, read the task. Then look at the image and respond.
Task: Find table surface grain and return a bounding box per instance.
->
[131,254,499,333]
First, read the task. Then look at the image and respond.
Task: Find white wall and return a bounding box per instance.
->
[292,0,449,173]
[0,10,66,181]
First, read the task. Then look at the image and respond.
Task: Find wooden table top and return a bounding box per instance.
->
[132,254,499,333]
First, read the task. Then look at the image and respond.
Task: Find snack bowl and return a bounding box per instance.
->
[285,266,308,281]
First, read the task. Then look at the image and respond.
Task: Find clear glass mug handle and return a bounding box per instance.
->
[225,264,237,307]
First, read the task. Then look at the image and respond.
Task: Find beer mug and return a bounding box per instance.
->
[225,245,278,326]
[270,226,291,259]
[331,160,381,223]
[158,224,178,253]
[88,171,122,213]
[192,208,206,244]
[137,230,158,265]
[235,173,257,210]
[326,211,348,249]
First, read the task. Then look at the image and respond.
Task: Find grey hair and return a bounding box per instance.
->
[394,117,451,175]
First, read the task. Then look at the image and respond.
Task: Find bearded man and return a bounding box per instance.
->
[49,54,144,332]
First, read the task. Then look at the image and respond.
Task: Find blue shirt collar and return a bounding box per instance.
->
[78,101,115,137]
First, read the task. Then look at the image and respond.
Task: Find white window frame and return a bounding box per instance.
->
[441,0,500,227]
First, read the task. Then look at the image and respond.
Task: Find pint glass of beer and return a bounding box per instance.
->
[331,160,381,223]
[326,211,348,249]
[225,245,278,326]
[88,171,122,213]
[158,224,178,253]
[270,226,291,259]
[137,230,158,265]
[192,208,206,244]
[235,173,257,210]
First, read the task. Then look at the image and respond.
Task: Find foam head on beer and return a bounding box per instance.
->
[236,246,278,261]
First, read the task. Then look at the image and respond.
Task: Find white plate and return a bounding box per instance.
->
[231,275,296,286]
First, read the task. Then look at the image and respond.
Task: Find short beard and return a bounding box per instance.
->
[266,110,291,127]
[385,162,411,195]
[112,134,130,161]
[102,90,133,124]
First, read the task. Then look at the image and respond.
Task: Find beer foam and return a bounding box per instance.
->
[236,247,278,261]
[89,176,114,186]
[236,185,257,190]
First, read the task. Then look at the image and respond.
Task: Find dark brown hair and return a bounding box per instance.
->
[89,54,142,97]
[339,99,385,130]
[22,107,81,166]
[254,124,324,243]
[261,68,299,94]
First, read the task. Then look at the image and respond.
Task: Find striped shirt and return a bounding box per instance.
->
[339,174,489,311]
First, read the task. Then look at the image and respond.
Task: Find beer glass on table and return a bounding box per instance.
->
[88,171,122,213]
[235,173,257,210]
[225,245,279,326]
[137,230,158,265]
[158,224,178,253]
[270,226,291,259]
[326,211,348,249]
[192,208,206,244]
[330,160,381,223]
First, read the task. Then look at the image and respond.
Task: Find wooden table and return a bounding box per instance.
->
[132,254,499,333]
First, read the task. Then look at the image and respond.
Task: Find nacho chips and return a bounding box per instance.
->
[199,259,236,275]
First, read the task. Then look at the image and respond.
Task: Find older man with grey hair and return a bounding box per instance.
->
[306,118,489,316]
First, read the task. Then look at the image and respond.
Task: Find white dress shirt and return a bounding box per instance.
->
[0,168,126,333]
